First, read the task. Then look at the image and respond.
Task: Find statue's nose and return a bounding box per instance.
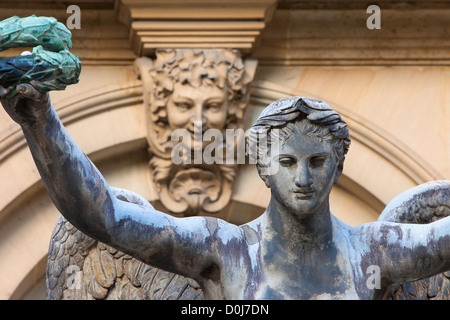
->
[191,105,207,131]
[295,161,313,188]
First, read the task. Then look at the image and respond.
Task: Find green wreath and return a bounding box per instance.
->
[0,15,81,92]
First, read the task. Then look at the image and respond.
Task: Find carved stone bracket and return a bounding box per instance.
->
[115,0,274,216]
[135,49,257,216]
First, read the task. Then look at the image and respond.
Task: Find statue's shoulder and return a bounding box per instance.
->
[239,215,263,247]
[331,215,378,247]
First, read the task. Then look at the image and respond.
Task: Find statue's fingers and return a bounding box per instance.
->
[0,86,9,98]
[0,86,15,99]
[17,84,45,101]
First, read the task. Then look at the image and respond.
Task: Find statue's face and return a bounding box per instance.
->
[166,82,228,135]
[265,131,340,216]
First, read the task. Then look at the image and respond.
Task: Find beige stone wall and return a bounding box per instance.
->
[0,1,448,299]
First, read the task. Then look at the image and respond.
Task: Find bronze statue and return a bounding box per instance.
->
[1,16,449,300]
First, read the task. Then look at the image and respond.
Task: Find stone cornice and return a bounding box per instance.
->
[115,0,278,56]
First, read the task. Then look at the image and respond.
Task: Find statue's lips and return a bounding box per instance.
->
[293,189,315,199]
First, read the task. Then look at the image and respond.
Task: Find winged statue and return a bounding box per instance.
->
[1,16,449,300]
[44,181,450,300]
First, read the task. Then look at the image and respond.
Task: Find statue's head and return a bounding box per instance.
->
[148,49,253,152]
[248,97,351,214]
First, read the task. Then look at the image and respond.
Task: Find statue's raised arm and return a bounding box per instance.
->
[0,16,234,287]
[0,16,111,238]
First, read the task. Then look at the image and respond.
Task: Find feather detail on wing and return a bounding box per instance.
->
[377,180,450,300]
[45,187,204,300]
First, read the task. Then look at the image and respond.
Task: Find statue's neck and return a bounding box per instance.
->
[263,198,334,253]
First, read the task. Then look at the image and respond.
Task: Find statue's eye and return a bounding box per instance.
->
[174,102,192,111]
[310,156,326,168]
[278,156,296,167]
[205,102,223,112]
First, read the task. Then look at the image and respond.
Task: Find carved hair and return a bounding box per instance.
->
[149,48,253,131]
[248,96,351,174]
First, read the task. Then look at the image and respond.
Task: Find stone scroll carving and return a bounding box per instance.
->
[135,49,257,216]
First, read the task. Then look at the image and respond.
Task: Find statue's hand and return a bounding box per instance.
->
[0,84,51,125]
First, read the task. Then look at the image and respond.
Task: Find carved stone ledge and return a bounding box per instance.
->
[115,0,278,56]
[129,21,266,56]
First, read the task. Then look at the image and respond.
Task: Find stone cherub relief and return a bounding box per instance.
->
[1,16,450,300]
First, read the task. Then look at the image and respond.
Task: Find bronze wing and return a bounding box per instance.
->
[377,180,450,300]
[45,187,204,300]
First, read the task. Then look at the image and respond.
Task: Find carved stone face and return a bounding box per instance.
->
[135,49,257,216]
[265,131,341,216]
[166,82,229,134]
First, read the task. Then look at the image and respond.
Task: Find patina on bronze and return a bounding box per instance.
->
[0,16,81,92]
[1,16,449,300]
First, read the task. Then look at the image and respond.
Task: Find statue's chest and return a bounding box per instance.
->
[246,247,360,299]
[204,246,363,300]
[253,269,360,299]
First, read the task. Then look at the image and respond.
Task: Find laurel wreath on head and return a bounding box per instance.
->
[0,15,81,92]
